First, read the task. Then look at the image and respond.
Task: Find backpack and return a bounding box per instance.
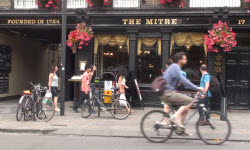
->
[204,74,220,96]
[151,76,167,96]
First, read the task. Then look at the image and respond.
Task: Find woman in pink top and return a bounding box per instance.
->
[73,64,91,113]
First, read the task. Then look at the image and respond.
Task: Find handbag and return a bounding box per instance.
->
[45,90,52,98]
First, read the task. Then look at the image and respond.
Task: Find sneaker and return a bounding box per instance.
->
[170,116,180,126]
[183,131,193,136]
[175,125,185,135]
[55,108,60,112]
[156,121,168,126]
[73,108,79,113]
[100,107,108,113]
[200,120,210,126]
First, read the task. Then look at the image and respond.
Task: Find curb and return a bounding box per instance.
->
[0,128,57,134]
[1,128,250,143]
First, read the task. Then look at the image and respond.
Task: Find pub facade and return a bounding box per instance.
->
[0,0,250,110]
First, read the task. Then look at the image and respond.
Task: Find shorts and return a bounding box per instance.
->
[160,90,193,107]
[51,86,58,97]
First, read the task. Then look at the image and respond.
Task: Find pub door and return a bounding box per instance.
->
[226,51,250,109]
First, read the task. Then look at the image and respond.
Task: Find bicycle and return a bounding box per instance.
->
[16,82,55,122]
[81,88,131,120]
[140,93,231,145]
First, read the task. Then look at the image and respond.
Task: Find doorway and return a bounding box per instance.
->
[226,51,250,109]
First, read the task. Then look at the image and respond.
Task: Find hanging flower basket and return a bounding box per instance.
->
[204,21,237,53]
[159,0,186,8]
[67,22,94,54]
[36,0,60,10]
[245,0,250,12]
[86,0,112,8]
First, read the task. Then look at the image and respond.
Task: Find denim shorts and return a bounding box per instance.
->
[51,86,58,97]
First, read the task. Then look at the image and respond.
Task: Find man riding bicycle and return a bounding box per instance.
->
[161,52,204,134]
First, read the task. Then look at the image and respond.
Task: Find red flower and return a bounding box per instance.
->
[204,21,237,53]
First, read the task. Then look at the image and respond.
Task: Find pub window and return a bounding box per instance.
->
[68,0,87,8]
[14,0,38,9]
[137,38,161,83]
[94,34,129,77]
[113,0,139,8]
[190,0,241,7]
[170,33,206,85]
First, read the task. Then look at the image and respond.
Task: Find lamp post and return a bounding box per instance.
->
[60,0,67,116]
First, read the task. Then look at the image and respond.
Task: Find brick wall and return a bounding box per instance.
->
[0,0,11,9]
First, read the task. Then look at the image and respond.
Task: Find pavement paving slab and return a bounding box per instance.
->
[1,99,250,141]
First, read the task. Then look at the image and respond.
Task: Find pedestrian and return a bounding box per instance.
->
[48,65,60,112]
[89,65,96,96]
[197,64,212,125]
[158,58,173,125]
[73,64,91,113]
[117,66,134,114]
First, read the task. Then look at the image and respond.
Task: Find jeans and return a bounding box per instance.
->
[90,83,96,95]
[74,91,89,110]
[198,97,210,121]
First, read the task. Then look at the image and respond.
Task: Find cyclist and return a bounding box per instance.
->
[161,52,204,134]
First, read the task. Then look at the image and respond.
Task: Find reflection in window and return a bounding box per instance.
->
[171,44,206,85]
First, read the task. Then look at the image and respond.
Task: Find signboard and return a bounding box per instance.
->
[122,18,180,25]
[0,19,61,25]
[0,74,9,94]
[134,79,142,101]
[104,81,112,103]
[0,45,11,73]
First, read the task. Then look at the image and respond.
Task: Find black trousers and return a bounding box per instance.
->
[74,91,89,109]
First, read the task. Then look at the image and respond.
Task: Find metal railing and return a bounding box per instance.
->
[12,0,245,9]
[13,0,87,9]
[190,0,241,8]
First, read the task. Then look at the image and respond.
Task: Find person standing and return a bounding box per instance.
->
[73,64,91,113]
[197,64,212,125]
[48,65,60,112]
[89,65,97,96]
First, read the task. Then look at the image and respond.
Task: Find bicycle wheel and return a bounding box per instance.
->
[16,103,24,121]
[34,97,55,122]
[81,98,95,118]
[140,110,174,143]
[196,111,231,145]
[111,99,131,120]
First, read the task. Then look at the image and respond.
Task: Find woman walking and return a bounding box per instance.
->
[117,66,134,114]
[48,65,60,112]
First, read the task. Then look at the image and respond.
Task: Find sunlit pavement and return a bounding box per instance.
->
[1,99,250,141]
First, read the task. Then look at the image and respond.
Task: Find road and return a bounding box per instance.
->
[0,133,249,150]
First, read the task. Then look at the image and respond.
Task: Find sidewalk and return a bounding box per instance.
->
[1,99,250,141]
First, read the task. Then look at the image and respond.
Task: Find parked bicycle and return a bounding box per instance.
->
[16,82,55,122]
[81,88,131,120]
[140,93,231,145]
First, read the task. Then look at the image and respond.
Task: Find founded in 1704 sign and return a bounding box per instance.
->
[7,19,60,25]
